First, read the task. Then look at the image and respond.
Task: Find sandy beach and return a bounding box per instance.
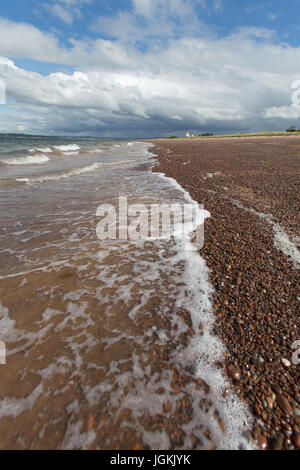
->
[150,136,300,450]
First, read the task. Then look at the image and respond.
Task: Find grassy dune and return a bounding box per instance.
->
[167,131,300,139]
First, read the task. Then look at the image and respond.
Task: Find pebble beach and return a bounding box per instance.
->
[151,135,300,450]
[0,135,299,450]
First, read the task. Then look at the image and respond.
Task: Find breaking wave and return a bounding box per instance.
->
[3,155,50,165]
[53,144,81,152]
[28,147,53,153]
[16,162,103,183]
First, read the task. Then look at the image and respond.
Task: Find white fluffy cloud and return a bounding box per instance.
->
[93,0,209,42]
[45,0,92,25]
[132,0,206,17]
[50,4,74,25]
[1,13,300,136]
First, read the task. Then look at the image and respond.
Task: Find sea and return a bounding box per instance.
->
[0,135,254,449]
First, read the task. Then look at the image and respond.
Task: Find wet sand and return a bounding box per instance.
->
[150,136,300,450]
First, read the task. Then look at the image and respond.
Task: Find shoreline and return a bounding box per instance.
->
[148,136,300,450]
[148,133,300,142]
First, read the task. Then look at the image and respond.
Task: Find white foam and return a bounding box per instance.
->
[214,191,300,270]
[61,419,96,450]
[62,151,80,156]
[3,155,50,165]
[0,384,44,419]
[29,147,53,153]
[273,223,300,269]
[16,178,30,183]
[0,301,15,335]
[53,144,80,152]
[14,158,143,184]
[15,162,103,183]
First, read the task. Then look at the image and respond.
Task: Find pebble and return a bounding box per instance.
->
[227,364,241,381]
[293,433,300,448]
[257,433,268,450]
[87,414,95,431]
[293,407,300,417]
[266,396,275,410]
[276,394,293,416]
[272,436,284,450]
[281,358,291,367]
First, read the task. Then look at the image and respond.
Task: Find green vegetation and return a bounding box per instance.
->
[286,125,299,132]
[163,130,300,140]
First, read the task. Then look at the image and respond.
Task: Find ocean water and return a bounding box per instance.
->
[0,135,254,449]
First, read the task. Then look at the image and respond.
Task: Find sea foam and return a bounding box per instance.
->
[3,155,50,165]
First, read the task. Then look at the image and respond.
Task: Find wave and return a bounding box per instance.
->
[86,148,103,154]
[62,151,80,156]
[3,155,50,165]
[53,144,81,152]
[15,158,142,184]
[28,147,53,154]
[27,144,81,155]
[16,162,103,183]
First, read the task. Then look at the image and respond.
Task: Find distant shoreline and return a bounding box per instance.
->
[150,131,300,141]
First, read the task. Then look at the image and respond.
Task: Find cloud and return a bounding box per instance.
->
[262,80,300,119]
[93,0,209,42]
[228,26,276,41]
[0,18,67,63]
[50,4,74,25]
[44,0,92,25]
[0,17,139,68]
[262,105,300,119]
[1,14,300,136]
[132,0,206,18]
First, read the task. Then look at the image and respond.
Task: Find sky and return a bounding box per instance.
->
[1,0,300,137]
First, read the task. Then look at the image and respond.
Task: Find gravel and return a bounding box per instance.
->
[150,136,300,450]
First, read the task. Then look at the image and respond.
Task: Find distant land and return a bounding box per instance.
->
[166,130,300,139]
